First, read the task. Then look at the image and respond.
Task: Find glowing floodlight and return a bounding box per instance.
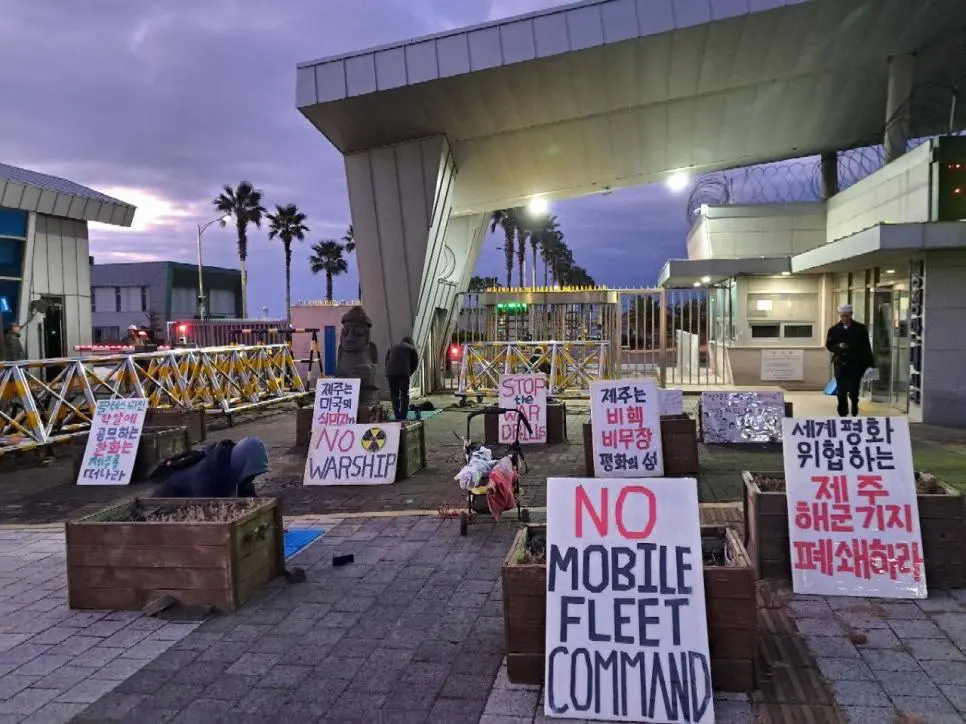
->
[700,276,711,283]
[528,197,549,215]
[666,172,690,192]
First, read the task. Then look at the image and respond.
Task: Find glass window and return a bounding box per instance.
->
[0,238,24,278]
[92,287,117,312]
[0,209,27,238]
[783,324,814,339]
[747,293,819,321]
[750,324,781,339]
[0,279,20,324]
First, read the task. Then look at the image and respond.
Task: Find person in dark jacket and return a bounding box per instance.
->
[825,304,874,417]
[385,336,419,421]
[153,438,269,498]
[3,324,24,362]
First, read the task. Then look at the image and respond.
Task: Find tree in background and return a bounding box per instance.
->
[489,209,517,288]
[468,276,500,292]
[309,240,348,302]
[340,225,362,300]
[530,214,560,288]
[266,203,309,320]
[213,181,266,318]
[515,210,530,288]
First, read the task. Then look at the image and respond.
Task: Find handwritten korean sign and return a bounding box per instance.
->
[77,399,148,486]
[701,391,785,444]
[545,477,713,723]
[499,373,547,444]
[312,378,360,430]
[781,417,926,599]
[303,423,400,486]
[590,379,664,477]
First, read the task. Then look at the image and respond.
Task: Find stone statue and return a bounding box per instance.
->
[335,305,380,409]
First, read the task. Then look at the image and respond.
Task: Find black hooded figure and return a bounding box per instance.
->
[385,336,419,421]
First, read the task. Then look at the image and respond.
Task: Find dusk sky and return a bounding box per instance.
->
[0,0,692,316]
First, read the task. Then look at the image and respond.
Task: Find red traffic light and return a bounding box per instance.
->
[448,344,462,361]
[177,324,188,334]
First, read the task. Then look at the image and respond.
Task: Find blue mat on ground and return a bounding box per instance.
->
[283,528,325,560]
[407,409,442,421]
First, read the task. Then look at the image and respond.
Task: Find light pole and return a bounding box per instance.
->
[196,214,230,318]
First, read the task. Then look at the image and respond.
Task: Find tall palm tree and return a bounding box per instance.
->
[309,240,348,302]
[539,228,563,286]
[340,225,361,299]
[213,181,266,318]
[489,209,517,288]
[530,215,559,288]
[266,204,309,321]
[515,210,530,288]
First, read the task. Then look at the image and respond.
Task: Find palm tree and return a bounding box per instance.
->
[515,210,529,288]
[340,225,361,299]
[468,276,499,293]
[530,215,559,288]
[213,181,266,318]
[540,229,564,286]
[309,240,348,302]
[489,209,517,288]
[266,204,309,321]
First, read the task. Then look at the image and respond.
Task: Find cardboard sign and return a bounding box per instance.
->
[313,378,360,429]
[590,379,664,477]
[499,373,547,444]
[303,423,400,486]
[701,391,785,444]
[781,417,926,599]
[77,399,148,486]
[544,477,714,723]
[659,389,684,416]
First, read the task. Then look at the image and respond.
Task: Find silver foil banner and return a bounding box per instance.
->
[701,392,785,444]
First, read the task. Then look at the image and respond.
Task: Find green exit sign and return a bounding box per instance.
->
[496,302,528,313]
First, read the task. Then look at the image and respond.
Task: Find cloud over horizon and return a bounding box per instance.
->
[0,0,691,314]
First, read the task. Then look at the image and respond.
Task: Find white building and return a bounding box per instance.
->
[0,162,136,358]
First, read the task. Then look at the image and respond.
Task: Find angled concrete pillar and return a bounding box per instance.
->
[344,135,461,394]
[884,54,915,164]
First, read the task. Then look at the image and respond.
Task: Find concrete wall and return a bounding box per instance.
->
[725,346,830,389]
[732,274,829,347]
[921,249,966,427]
[21,213,92,355]
[688,203,826,260]
[826,141,932,244]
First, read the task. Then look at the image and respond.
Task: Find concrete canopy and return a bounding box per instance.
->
[295,0,966,389]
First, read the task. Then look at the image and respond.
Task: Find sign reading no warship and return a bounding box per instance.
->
[303,423,400,485]
[544,477,714,723]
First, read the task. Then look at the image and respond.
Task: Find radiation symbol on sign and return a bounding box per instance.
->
[360,427,387,453]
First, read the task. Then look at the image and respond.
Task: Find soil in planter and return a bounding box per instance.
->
[518,528,546,564]
[752,474,786,492]
[103,500,261,523]
[701,532,736,567]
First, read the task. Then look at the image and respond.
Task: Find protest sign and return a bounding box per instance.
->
[77,399,148,486]
[312,378,360,429]
[781,417,926,599]
[659,389,684,416]
[701,391,785,444]
[590,379,664,477]
[303,423,400,485]
[499,373,547,444]
[544,477,713,723]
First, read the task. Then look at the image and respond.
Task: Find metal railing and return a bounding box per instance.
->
[0,345,307,454]
[456,341,608,397]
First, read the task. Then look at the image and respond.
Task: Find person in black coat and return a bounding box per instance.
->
[825,304,875,417]
[385,336,419,421]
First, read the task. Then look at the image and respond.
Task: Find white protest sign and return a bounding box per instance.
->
[782,417,926,599]
[499,373,547,444]
[659,389,684,416]
[303,423,400,486]
[77,399,148,486]
[590,379,664,477]
[701,391,785,444]
[545,477,714,723]
[312,378,360,430]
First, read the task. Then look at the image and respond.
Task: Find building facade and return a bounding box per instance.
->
[90,261,241,342]
[0,163,135,359]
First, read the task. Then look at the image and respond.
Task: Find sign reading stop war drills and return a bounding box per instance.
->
[545,478,714,723]
[303,423,400,486]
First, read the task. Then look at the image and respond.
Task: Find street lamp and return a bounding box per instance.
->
[196,214,230,318]
[527,196,548,216]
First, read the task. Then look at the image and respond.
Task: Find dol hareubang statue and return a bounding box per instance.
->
[335,306,380,409]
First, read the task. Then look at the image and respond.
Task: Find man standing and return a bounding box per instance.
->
[825,304,874,417]
[385,336,419,421]
[3,324,24,362]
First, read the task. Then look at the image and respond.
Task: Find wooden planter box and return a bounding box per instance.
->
[501,524,757,692]
[484,402,567,446]
[582,416,699,477]
[743,471,966,587]
[396,421,426,481]
[145,407,207,445]
[66,497,283,612]
[295,406,313,447]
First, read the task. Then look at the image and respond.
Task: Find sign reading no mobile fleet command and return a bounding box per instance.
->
[303,423,400,486]
[545,477,714,723]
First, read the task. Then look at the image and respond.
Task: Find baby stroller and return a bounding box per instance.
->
[456,407,531,536]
